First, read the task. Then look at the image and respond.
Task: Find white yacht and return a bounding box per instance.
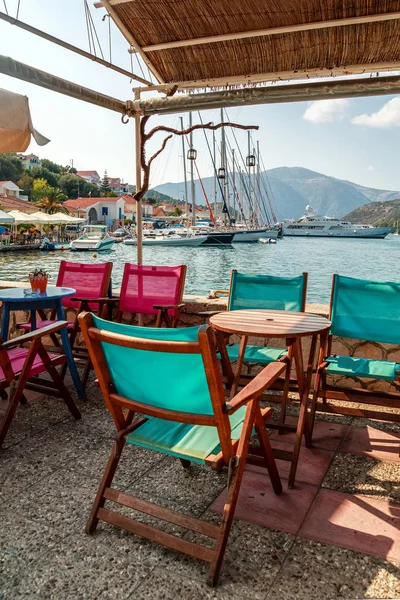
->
[283,206,394,239]
[70,225,115,251]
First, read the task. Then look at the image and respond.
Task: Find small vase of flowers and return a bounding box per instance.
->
[29,268,48,293]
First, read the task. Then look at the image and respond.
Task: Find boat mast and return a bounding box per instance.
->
[247,131,253,225]
[189,112,196,227]
[256,140,261,226]
[239,166,243,223]
[220,108,228,226]
[180,116,189,224]
[232,148,236,224]
[213,129,217,220]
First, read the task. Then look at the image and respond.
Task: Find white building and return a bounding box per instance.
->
[76,171,101,187]
[63,196,126,226]
[0,181,22,198]
[18,153,41,171]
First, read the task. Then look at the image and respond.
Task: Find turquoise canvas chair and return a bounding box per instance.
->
[311,274,400,432]
[223,270,308,424]
[79,312,284,587]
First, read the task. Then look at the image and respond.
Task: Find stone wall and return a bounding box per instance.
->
[1,280,399,393]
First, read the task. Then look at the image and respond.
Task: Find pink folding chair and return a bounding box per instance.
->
[19,261,113,386]
[100,264,187,327]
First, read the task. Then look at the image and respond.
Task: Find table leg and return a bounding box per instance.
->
[215,330,234,387]
[55,300,84,400]
[230,335,248,399]
[30,310,37,331]
[288,334,318,488]
[1,304,10,341]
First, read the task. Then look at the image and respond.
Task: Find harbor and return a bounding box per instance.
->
[1,234,399,303]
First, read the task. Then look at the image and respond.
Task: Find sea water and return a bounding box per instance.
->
[0,236,399,304]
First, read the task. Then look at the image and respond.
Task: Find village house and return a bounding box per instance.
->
[63,196,126,226]
[0,181,23,198]
[18,153,41,171]
[76,171,101,187]
[0,193,37,213]
[108,177,130,195]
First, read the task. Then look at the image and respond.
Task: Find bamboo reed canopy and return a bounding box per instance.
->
[96,0,400,89]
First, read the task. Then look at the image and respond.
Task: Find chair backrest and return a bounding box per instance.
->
[56,261,113,310]
[330,274,400,344]
[228,271,307,312]
[79,313,234,461]
[119,264,186,316]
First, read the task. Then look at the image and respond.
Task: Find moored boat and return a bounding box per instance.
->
[70,225,115,251]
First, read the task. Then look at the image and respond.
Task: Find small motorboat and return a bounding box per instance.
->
[140,234,207,247]
[69,225,115,252]
[258,237,277,244]
[39,237,70,251]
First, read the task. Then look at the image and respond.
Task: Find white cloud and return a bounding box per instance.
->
[303,99,349,123]
[352,97,400,128]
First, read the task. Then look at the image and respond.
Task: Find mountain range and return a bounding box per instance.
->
[151,167,400,220]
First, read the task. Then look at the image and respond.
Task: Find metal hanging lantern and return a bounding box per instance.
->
[246,154,256,167]
[187,147,197,161]
[218,166,226,179]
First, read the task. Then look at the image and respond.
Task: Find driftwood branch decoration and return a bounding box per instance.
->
[134,118,259,203]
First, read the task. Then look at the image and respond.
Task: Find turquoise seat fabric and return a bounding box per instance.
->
[127,406,246,464]
[92,316,214,415]
[326,356,400,381]
[226,344,287,364]
[331,275,400,345]
[228,272,305,312]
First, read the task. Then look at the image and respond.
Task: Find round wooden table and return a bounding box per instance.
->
[210,309,331,487]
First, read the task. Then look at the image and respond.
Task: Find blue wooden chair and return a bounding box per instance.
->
[222,270,308,425]
[311,274,400,433]
[79,312,284,587]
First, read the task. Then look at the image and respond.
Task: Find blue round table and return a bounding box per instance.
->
[0,286,84,399]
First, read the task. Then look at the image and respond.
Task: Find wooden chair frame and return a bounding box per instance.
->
[205,270,308,427]
[79,312,285,586]
[0,321,81,447]
[310,274,400,433]
[97,264,187,328]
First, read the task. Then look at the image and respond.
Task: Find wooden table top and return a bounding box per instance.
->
[209,309,331,338]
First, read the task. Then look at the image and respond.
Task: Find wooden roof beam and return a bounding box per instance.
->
[135,11,400,53]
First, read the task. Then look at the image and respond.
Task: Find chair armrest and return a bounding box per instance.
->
[74,296,118,304]
[0,321,68,350]
[198,310,222,318]
[153,303,185,310]
[226,362,286,412]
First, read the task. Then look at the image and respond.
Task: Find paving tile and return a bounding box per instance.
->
[273,415,349,451]
[10,533,151,600]
[247,441,334,486]
[210,469,318,535]
[268,537,400,600]
[299,489,400,562]
[339,424,400,462]
[130,456,227,517]
[130,567,248,600]
[323,453,400,504]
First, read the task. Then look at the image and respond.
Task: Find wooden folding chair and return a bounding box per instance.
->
[97,264,186,327]
[79,312,284,586]
[0,321,81,448]
[18,260,113,387]
[311,274,400,434]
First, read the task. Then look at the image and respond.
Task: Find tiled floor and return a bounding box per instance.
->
[1,377,399,599]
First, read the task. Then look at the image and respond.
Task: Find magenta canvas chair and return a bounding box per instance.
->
[18,261,113,387]
[101,264,187,327]
[0,321,81,447]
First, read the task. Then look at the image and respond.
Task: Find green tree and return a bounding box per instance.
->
[34,187,68,214]
[58,173,97,199]
[31,178,52,201]
[172,206,183,216]
[30,166,60,187]
[0,153,24,182]
[100,170,111,195]
[145,197,158,206]
[17,173,34,199]
[105,191,118,197]
[41,158,64,174]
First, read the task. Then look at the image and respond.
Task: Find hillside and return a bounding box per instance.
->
[151,167,400,220]
[344,198,400,226]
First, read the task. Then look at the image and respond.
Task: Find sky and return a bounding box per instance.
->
[2,0,400,192]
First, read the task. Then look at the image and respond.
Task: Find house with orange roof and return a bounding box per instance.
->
[76,171,100,187]
[18,153,41,171]
[64,196,127,226]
